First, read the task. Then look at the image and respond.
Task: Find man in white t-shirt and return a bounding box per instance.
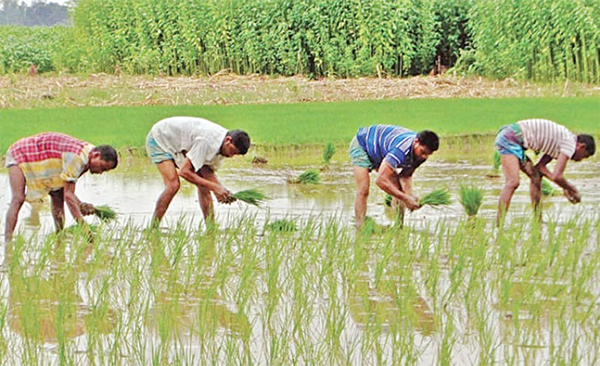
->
[494,118,595,223]
[146,117,250,226]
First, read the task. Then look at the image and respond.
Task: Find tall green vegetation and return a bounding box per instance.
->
[466,0,600,83]
[1,0,598,83]
[71,0,439,77]
[0,26,66,73]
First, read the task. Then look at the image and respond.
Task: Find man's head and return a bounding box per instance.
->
[220,130,250,157]
[89,145,118,174]
[413,130,439,161]
[572,134,596,161]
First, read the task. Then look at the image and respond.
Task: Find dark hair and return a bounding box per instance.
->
[577,134,595,156]
[416,130,439,152]
[93,145,118,168]
[227,130,251,155]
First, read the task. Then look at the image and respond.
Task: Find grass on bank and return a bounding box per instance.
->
[1,97,599,154]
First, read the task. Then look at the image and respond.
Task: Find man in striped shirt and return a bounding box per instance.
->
[495,118,595,223]
[4,132,118,242]
[349,125,439,227]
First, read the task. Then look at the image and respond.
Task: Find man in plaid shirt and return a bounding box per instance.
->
[4,132,118,242]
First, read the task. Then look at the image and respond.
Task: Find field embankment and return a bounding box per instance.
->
[2,74,600,110]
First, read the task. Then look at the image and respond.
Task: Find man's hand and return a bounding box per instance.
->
[404,195,421,211]
[213,186,232,203]
[80,202,96,216]
[563,188,581,204]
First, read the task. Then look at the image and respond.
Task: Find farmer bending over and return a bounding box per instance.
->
[495,118,595,224]
[350,125,439,227]
[146,116,250,226]
[4,132,118,242]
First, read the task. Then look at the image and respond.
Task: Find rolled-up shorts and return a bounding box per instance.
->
[494,123,525,161]
[145,132,174,164]
[4,151,16,167]
[349,136,374,170]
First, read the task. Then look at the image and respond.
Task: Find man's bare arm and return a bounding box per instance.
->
[376,163,419,210]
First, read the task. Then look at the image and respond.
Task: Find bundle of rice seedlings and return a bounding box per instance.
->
[486,151,502,177]
[384,194,393,207]
[360,216,387,235]
[322,142,336,165]
[94,205,117,221]
[541,178,556,196]
[493,151,501,170]
[63,224,99,235]
[295,169,320,184]
[459,185,483,216]
[267,219,297,232]
[419,189,451,207]
[232,189,267,206]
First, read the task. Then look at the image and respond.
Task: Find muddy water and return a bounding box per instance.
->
[1,157,599,365]
[1,158,599,237]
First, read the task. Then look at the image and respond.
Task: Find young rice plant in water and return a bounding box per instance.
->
[3,213,600,364]
[459,185,483,216]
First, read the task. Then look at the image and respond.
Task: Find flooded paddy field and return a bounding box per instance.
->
[2,155,599,233]
[0,154,599,365]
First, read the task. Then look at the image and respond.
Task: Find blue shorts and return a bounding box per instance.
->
[145,133,174,164]
[494,124,525,161]
[349,136,374,170]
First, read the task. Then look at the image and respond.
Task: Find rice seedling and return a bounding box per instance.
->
[384,194,393,207]
[5,206,600,364]
[291,169,320,184]
[360,216,387,235]
[266,219,297,232]
[94,205,117,221]
[486,151,502,177]
[322,142,336,166]
[541,178,556,196]
[419,189,451,207]
[231,189,267,206]
[459,185,484,216]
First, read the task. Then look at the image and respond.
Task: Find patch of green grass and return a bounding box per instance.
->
[1,98,599,153]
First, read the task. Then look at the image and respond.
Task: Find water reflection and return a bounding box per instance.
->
[145,227,250,345]
[6,239,116,347]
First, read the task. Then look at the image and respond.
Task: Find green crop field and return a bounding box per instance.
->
[1,97,599,152]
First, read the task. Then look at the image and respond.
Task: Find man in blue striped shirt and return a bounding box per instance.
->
[349,125,439,227]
